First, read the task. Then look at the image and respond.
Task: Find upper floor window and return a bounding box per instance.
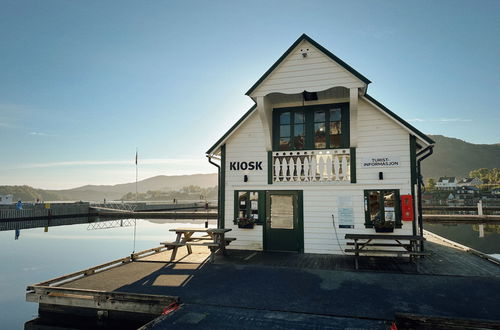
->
[273,103,349,151]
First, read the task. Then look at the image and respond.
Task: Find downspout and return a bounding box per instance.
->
[416,145,434,251]
[207,155,221,229]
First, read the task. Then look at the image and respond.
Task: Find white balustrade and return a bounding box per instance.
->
[272,149,350,183]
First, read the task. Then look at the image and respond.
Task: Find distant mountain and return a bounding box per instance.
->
[1,174,218,202]
[422,135,500,179]
[0,185,62,202]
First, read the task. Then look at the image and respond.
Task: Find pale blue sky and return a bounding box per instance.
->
[0,0,498,189]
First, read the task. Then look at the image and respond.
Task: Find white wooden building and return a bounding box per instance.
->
[436,177,457,190]
[206,34,434,254]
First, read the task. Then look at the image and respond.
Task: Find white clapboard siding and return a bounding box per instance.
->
[222,91,415,253]
[301,185,413,254]
[355,98,411,183]
[225,112,267,250]
[251,40,365,97]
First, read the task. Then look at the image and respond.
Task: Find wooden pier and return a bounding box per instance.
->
[26,233,500,328]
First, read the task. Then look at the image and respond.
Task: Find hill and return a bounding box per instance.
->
[0,185,63,202]
[1,174,218,202]
[422,135,500,179]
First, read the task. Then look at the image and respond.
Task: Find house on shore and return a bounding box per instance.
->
[436,177,457,190]
[0,194,13,205]
[206,34,434,254]
[457,177,483,187]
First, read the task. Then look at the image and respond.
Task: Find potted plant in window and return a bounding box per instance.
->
[237,217,255,229]
[373,217,395,233]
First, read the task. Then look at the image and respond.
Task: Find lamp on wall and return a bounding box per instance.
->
[302,90,318,101]
[379,172,384,180]
[244,175,248,182]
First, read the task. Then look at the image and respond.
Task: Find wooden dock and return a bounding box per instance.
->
[26,234,500,328]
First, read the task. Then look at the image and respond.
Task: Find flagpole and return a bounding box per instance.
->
[135,148,138,203]
[133,148,138,253]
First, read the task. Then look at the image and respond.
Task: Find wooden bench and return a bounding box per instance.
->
[161,228,235,263]
[344,234,429,270]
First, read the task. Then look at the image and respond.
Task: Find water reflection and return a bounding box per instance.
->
[0,216,215,329]
[425,222,500,254]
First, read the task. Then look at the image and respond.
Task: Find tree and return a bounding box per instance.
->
[469,168,491,183]
[427,178,436,190]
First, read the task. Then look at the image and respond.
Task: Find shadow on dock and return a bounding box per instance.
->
[26,236,500,329]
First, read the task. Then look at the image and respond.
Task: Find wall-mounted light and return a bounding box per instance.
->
[244,175,248,182]
[379,172,384,180]
[302,90,318,101]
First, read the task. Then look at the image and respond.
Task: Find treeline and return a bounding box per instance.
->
[469,168,500,185]
[426,167,500,191]
[0,185,63,202]
[120,185,218,201]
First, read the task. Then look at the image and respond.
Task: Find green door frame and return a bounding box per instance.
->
[264,190,304,253]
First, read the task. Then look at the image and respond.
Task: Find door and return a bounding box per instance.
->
[265,191,303,252]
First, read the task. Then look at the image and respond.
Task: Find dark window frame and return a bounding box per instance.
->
[272,103,350,151]
[364,189,402,228]
[234,190,265,225]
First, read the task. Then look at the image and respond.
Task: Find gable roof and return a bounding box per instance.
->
[438,177,456,183]
[206,34,434,155]
[245,34,371,96]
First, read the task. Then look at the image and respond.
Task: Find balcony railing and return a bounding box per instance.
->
[272,148,350,183]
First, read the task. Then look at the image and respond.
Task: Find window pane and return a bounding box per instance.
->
[314,123,326,148]
[250,192,259,220]
[293,136,305,149]
[238,192,248,218]
[294,124,305,136]
[293,124,305,149]
[270,195,294,229]
[314,111,325,122]
[369,191,381,222]
[280,112,290,125]
[294,112,304,124]
[384,191,396,222]
[280,125,290,137]
[330,108,341,121]
[330,121,341,135]
[330,134,341,148]
[280,137,291,150]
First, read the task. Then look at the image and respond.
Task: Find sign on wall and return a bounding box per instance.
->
[337,196,354,228]
[229,161,263,171]
[361,156,400,168]
[338,208,354,228]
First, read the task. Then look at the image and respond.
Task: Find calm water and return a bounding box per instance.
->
[425,222,500,254]
[0,218,499,329]
[0,217,215,329]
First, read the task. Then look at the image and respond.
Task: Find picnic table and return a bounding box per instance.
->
[161,228,235,263]
[344,233,429,270]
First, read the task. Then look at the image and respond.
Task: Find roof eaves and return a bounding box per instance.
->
[206,104,257,155]
[245,34,371,96]
[363,94,435,145]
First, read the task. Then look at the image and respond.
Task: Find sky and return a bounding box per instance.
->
[0,0,499,189]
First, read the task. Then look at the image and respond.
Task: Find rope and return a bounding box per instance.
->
[331,214,347,255]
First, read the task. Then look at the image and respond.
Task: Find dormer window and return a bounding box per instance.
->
[273,103,349,151]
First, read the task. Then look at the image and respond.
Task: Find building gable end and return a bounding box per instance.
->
[246,34,371,97]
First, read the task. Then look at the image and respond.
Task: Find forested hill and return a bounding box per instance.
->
[421,135,500,179]
[0,185,62,202]
[1,174,218,202]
